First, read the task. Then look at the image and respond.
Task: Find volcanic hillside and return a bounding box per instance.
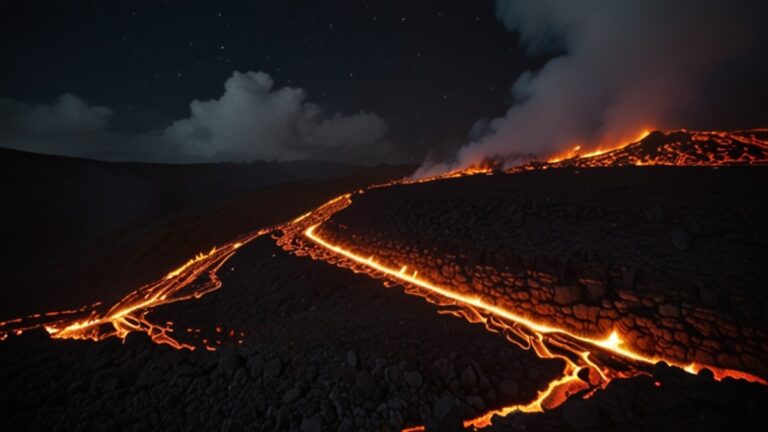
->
[2,129,768,432]
[536,129,768,168]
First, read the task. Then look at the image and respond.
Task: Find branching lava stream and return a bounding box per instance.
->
[2,128,768,430]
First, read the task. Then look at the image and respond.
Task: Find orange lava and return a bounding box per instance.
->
[546,128,653,163]
[298,216,766,429]
[540,129,768,168]
[0,229,270,349]
[2,128,767,431]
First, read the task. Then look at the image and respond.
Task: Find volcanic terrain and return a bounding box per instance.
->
[2,129,768,431]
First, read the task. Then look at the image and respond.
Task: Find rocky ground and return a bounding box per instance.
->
[2,166,768,431]
[321,166,768,377]
[1,236,565,431]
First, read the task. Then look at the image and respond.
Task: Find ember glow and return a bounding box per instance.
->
[293,207,766,428]
[538,129,768,169]
[2,128,768,430]
[546,128,653,163]
[1,229,270,350]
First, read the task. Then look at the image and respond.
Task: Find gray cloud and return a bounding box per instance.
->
[0,93,112,133]
[0,71,394,164]
[164,71,390,162]
[417,0,767,176]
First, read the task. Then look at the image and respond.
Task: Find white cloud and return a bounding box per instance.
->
[0,71,394,164]
[163,71,391,162]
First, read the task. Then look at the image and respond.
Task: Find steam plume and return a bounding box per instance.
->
[417,0,767,176]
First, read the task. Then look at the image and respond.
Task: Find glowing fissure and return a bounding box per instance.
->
[296,210,766,429]
[2,128,768,430]
[1,229,271,350]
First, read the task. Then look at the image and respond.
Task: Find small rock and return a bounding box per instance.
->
[217,347,243,373]
[652,361,670,377]
[123,331,151,351]
[697,367,715,381]
[460,365,478,391]
[263,358,282,378]
[466,395,486,411]
[356,371,382,402]
[385,365,403,383]
[428,395,463,432]
[658,303,680,318]
[670,229,692,250]
[283,387,302,404]
[346,350,358,368]
[585,283,605,302]
[554,285,582,305]
[434,395,458,419]
[247,354,264,378]
[403,370,423,388]
[434,358,455,381]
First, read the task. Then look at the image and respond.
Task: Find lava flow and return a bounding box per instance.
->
[0,228,271,350]
[276,191,766,430]
[2,128,768,430]
[536,129,768,169]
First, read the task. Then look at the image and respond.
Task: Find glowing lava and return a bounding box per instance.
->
[295,214,766,429]
[1,229,271,350]
[541,129,768,168]
[546,128,653,163]
[2,128,768,430]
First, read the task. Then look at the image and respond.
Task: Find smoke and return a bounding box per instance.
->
[417,0,767,176]
[0,71,394,164]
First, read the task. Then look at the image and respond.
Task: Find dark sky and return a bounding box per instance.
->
[1,0,766,165]
[0,0,550,163]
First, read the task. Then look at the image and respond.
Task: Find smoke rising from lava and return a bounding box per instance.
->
[416,0,768,177]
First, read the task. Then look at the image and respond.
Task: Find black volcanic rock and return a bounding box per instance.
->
[321,166,768,376]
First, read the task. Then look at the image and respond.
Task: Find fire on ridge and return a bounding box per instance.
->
[407,128,768,185]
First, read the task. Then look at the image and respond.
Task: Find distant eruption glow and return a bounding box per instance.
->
[546,128,653,164]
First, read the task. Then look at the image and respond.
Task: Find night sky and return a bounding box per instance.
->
[1,0,551,163]
[1,1,766,165]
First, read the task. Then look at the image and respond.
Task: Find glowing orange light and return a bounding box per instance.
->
[1,127,767,432]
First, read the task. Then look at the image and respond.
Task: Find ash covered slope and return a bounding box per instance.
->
[0,147,389,259]
[0,147,413,319]
[323,165,768,377]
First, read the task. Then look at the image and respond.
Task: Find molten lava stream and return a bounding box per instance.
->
[3,128,768,428]
[0,228,272,349]
[291,195,767,430]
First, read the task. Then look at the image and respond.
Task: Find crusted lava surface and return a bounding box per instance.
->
[314,165,768,428]
[0,235,564,431]
[2,152,768,431]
